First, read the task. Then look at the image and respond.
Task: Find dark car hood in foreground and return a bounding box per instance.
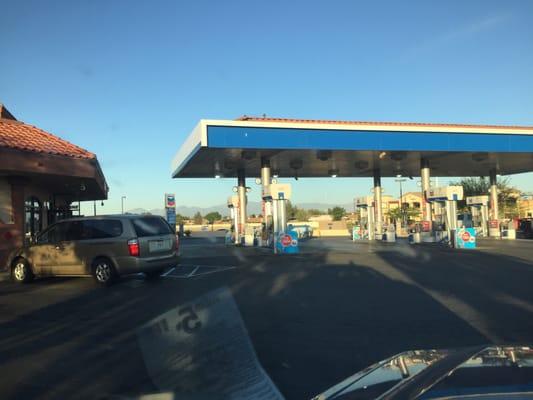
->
[313,346,533,400]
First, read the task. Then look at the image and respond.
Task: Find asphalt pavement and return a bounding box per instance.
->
[0,234,532,399]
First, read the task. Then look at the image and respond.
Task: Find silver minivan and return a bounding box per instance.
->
[9,215,179,285]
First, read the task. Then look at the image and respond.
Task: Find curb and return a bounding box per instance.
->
[0,271,11,283]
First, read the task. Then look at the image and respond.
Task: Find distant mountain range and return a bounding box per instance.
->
[128,202,355,217]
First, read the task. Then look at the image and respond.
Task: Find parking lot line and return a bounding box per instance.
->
[192,266,236,276]
[162,264,237,279]
[162,267,176,277]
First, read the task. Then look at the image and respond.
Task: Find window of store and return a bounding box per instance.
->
[25,196,42,242]
[47,202,72,225]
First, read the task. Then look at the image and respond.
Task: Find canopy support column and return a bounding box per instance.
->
[489,169,499,221]
[421,159,432,223]
[260,157,272,238]
[237,169,247,244]
[373,169,383,239]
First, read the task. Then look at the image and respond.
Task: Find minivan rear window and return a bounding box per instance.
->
[132,217,173,237]
[82,220,123,239]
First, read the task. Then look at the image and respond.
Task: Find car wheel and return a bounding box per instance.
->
[92,258,116,286]
[11,258,34,284]
[144,268,165,280]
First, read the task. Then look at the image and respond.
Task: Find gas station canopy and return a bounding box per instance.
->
[172,117,533,178]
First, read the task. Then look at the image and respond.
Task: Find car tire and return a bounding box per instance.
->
[144,268,165,280]
[11,258,34,284]
[91,258,116,286]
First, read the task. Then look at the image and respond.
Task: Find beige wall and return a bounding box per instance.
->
[518,198,533,218]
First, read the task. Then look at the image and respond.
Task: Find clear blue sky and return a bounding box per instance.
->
[1,0,532,215]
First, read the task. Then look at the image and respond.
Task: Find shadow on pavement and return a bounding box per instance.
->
[1,237,532,399]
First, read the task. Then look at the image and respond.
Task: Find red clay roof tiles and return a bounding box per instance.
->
[0,118,95,159]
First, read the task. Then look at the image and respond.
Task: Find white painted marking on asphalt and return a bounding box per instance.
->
[193,266,236,276]
[162,267,176,277]
[162,264,237,279]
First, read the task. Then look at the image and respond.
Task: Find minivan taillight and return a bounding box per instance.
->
[128,239,140,257]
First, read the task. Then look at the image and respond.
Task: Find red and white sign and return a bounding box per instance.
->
[281,234,292,247]
[165,193,176,208]
[461,231,471,242]
[489,220,499,229]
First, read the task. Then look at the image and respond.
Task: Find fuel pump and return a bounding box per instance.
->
[227,195,240,245]
[354,196,375,240]
[263,183,298,254]
[466,195,489,237]
[427,186,465,246]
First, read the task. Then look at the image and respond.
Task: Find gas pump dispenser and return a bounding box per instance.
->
[466,195,489,237]
[354,196,375,240]
[226,195,240,245]
[427,186,474,248]
[263,183,298,254]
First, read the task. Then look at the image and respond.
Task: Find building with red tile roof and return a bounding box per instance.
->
[0,117,95,159]
[0,103,108,270]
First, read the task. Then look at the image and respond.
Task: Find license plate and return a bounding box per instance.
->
[148,239,171,252]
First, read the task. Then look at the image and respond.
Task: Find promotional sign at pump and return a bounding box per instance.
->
[275,230,299,254]
[421,220,431,232]
[455,227,477,249]
[352,225,362,240]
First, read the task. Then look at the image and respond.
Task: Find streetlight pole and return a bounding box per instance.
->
[121,196,126,214]
[395,177,407,228]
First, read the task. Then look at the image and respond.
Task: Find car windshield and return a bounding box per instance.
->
[2,2,533,400]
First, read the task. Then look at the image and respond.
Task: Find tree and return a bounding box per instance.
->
[294,208,309,221]
[307,208,324,216]
[449,177,519,218]
[175,214,186,224]
[387,206,419,224]
[193,211,203,224]
[285,200,296,219]
[281,200,312,221]
[450,177,490,197]
[328,206,346,221]
[204,211,222,225]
